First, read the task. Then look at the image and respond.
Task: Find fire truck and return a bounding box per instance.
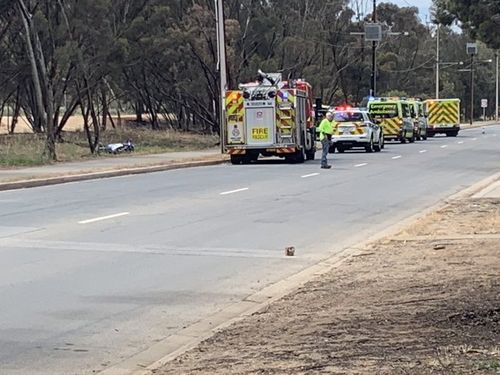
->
[224,71,316,164]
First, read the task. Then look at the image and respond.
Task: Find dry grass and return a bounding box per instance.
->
[0,128,219,167]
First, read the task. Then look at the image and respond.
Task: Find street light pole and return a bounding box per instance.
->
[496,51,499,122]
[435,24,440,99]
[215,0,228,154]
[370,0,377,97]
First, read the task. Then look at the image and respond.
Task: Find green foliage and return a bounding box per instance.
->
[433,0,500,49]
[0,0,497,163]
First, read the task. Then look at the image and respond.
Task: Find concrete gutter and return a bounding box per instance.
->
[0,158,228,191]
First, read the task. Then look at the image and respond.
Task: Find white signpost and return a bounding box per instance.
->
[481,99,488,120]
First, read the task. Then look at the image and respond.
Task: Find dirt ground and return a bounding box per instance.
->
[156,198,500,374]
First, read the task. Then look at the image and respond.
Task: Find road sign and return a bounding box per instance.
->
[365,24,382,42]
[481,99,488,108]
[466,43,477,56]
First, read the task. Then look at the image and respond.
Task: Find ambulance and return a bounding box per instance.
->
[367,98,415,143]
[424,99,461,137]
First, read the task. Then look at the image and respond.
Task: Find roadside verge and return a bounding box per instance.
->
[99,172,500,375]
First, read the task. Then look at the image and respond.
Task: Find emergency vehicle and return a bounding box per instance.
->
[408,98,428,140]
[424,98,461,137]
[367,98,415,143]
[224,71,316,164]
[329,107,384,153]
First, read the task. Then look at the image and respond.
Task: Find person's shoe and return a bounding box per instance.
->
[321,164,332,169]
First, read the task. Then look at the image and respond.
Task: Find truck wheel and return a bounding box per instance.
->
[295,148,306,163]
[306,148,316,161]
[329,145,335,154]
[446,131,458,137]
[337,145,345,153]
[409,133,416,143]
[365,137,374,153]
[230,155,243,165]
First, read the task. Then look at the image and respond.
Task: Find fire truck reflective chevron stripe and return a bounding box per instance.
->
[273,147,296,154]
[381,118,402,136]
[427,101,460,125]
[225,91,244,122]
[227,149,246,155]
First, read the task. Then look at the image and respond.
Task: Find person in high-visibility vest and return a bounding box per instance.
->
[317,111,334,169]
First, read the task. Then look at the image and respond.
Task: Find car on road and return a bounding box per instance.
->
[329,108,384,153]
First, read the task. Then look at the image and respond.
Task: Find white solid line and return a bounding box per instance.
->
[419,150,427,153]
[79,212,130,225]
[392,155,402,160]
[220,188,249,196]
[441,145,448,148]
[457,141,464,144]
[301,173,320,178]
[354,163,368,167]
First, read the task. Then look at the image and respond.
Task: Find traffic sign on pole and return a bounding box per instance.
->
[481,99,488,108]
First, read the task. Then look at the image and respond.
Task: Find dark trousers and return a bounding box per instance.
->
[321,138,331,167]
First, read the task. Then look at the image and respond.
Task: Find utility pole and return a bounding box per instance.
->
[435,24,440,99]
[496,51,499,122]
[215,0,228,154]
[370,0,377,97]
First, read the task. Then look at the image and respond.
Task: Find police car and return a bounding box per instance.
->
[330,107,384,153]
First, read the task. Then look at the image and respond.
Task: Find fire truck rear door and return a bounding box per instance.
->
[245,100,275,146]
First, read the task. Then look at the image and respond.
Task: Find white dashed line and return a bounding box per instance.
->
[301,173,320,178]
[457,141,464,144]
[220,188,249,196]
[472,138,478,141]
[440,145,448,148]
[79,212,130,225]
[392,155,402,160]
[419,150,427,153]
[354,163,368,168]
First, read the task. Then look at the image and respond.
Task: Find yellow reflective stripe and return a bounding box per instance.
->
[381,118,401,135]
[225,91,244,122]
[428,101,459,125]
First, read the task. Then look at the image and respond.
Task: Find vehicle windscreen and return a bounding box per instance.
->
[333,111,364,122]
[369,103,398,118]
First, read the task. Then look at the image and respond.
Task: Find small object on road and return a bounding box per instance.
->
[285,246,295,256]
[482,127,485,134]
[433,244,446,250]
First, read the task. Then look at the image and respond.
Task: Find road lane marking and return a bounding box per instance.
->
[392,155,402,160]
[419,150,427,153]
[301,173,320,178]
[3,239,287,259]
[354,163,368,168]
[220,188,249,196]
[457,141,464,144]
[440,145,448,148]
[79,212,130,225]
[472,137,477,141]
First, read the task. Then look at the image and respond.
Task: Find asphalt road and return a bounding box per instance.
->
[0,125,499,374]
